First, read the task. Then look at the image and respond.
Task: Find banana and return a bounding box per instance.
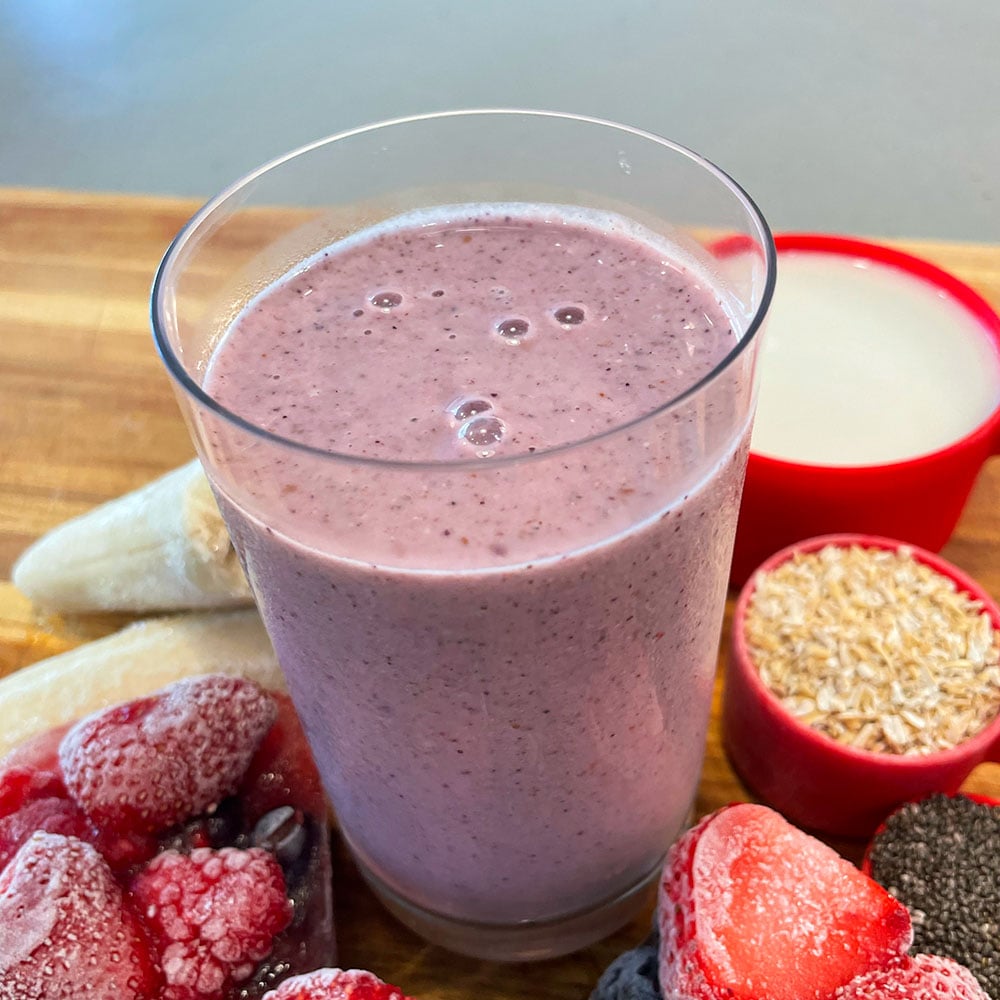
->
[12,460,253,613]
[0,608,282,759]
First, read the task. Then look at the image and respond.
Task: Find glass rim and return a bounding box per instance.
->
[151,108,776,472]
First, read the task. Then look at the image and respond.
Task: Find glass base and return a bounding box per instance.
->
[357,859,662,962]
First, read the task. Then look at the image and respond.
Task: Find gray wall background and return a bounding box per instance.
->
[1,0,997,242]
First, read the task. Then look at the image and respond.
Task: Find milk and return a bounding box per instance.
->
[751,252,1000,466]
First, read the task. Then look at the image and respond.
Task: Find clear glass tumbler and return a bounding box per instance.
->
[152,110,774,961]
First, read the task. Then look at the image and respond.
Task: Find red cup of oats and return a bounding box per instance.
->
[723,533,1000,838]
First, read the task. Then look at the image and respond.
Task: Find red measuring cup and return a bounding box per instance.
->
[729,234,1000,586]
[724,533,1000,838]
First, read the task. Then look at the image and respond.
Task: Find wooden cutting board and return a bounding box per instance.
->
[1,187,998,998]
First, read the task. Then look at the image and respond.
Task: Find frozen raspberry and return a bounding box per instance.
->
[60,674,277,835]
[262,968,415,999]
[836,954,991,999]
[658,803,912,1000]
[0,796,92,873]
[131,845,292,1000]
[0,832,159,999]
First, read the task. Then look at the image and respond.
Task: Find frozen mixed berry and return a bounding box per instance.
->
[0,832,160,999]
[658,803,913,1000]
[0,722,71,817]
[131,845,292,1000]
[241,692,327,824]
[0,721,157,874]
[589,930,661,1000]
[0,678,335,993]
[868,794,1000,998]
[262,968,415,999]
[0,795,91,873]
[835,954,990,999]
[60,674,277,835]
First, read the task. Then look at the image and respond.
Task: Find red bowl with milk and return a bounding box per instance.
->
[729,235,1000,585]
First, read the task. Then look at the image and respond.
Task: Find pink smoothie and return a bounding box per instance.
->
[203,205,750,924]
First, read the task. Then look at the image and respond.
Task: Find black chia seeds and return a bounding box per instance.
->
[868,794,999,998]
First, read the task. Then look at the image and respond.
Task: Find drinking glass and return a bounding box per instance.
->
[152,109,774,960]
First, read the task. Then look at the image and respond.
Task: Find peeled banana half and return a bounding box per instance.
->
[13,460,253,614]
[0,608,282,760]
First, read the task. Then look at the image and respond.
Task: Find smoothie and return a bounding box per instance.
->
[202,205,751,926]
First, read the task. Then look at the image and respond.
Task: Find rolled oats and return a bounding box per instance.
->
[744,544,1000,754]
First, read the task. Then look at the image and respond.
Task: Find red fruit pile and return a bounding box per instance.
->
[658,803,989,1000]
[0,674,334,1000]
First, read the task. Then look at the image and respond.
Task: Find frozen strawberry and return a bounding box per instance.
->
[131,845,292,1000]
[0,721,70,779]
[0,832,160,999]
[262,968,415,1000]
[0,780,157,875]
[60,674,277,835]
[0,795,91,873]
[835,954,990,1000]
[242,691,327,823]
[0,722,72,817]
[658,803,912,1000]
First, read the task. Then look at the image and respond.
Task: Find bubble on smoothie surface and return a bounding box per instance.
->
[371,290,403,310]
[496,318,530,342]
[460,415,505,452]
[554,305,585,326]
[451,397,494,421]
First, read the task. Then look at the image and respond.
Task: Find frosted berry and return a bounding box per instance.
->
[263,967,415,999]
[60,674,277,835]
[0,796,91,873]
[0,722,72,817]
[836,954,990,1000]
[241,691,326,823]
[0,832,159,999]
[131,845,292,1000]
[658,803,912,1000]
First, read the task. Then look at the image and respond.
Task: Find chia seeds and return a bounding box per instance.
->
[868,793,1000,997]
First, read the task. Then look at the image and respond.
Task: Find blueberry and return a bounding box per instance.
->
[590,931,662,1000]
[157,796,243,853]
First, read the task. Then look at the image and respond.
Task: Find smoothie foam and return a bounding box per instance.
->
[203,205,751,923]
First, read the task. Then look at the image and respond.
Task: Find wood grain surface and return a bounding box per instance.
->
[1,187,999,998]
